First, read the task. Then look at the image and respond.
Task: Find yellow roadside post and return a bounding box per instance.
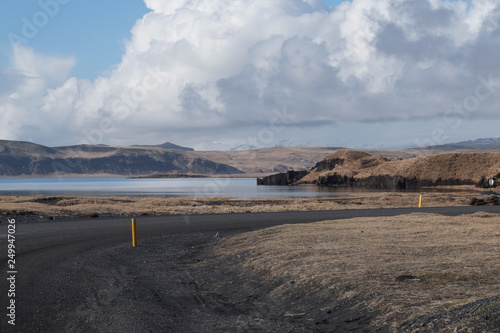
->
[418,195,422,208]
[132,218,137,247]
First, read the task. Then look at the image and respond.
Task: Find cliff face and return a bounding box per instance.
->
[257,171,308,186]
[257,150,500,189]
[0,140,242,176]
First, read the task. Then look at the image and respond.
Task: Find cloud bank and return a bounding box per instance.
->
[2,0,500,149]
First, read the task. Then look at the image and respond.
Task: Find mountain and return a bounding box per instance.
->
[414,137,500,153]
[0,140,240,176]
[132,142,194,151]
[452,137,500,147]
[0,140,58,156]
[193,146,343,174]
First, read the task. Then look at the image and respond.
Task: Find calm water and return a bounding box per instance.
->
[0,177,462,198]
[0,177,400,198]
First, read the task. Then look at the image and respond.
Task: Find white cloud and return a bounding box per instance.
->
[0,45,75,142]
[1,0,500,148]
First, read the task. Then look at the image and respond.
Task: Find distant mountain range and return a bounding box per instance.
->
[418,137,500,153]
[131,142,194,151]
[451,137,500,147]
[0,140,240,176]
[6,136,500,178]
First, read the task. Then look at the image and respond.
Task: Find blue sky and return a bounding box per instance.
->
[0,0,494,150]
[0,0,149,79]
[322,0,349,6]
[0,0,347,81]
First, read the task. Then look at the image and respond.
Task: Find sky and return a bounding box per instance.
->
[0,0,498,151]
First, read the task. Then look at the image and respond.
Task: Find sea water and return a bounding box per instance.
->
[0,177,461,198]
[0,177,371,198]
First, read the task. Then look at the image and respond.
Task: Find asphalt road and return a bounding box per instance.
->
[1,205,500,331]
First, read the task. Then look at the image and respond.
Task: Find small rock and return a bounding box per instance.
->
[396,274,418,282]
[79,213,99,219]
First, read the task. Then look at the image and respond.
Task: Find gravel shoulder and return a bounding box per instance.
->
[9,230,331,332]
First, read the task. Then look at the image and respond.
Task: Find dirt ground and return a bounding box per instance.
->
[0,186,493,219]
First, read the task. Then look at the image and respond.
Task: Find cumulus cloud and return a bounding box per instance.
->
[0,45,75,142]
[2,0,500,148]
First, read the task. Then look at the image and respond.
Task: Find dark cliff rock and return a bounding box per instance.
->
[259,171,477,189]
[257,170,308,186]
[315,175,475,189]
[476,174,500,188]
[314,158,345,172]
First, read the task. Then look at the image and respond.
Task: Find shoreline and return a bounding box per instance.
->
[0,186,495,221]
[0,173,276,179]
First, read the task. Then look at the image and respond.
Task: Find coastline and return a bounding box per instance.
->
[0,172,276,179]
[0,186,494,221]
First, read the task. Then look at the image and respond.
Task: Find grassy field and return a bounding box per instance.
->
[209,212,500,331]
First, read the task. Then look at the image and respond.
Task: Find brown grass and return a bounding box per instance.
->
[211,212,500,330]
[0,188,482,218]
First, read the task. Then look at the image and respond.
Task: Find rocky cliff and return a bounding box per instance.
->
[257,150,500,189]
[257,170,308,185]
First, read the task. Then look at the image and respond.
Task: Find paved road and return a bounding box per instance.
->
[1,205,500,331]
[5,205,500,247]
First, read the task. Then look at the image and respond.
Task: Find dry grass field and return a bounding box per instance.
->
[0,187,487,219]
[210,212,500,331]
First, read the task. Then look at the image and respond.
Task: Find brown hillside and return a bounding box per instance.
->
[273,150,500,188]
[297,150,394,183]
[364,153,500,183]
